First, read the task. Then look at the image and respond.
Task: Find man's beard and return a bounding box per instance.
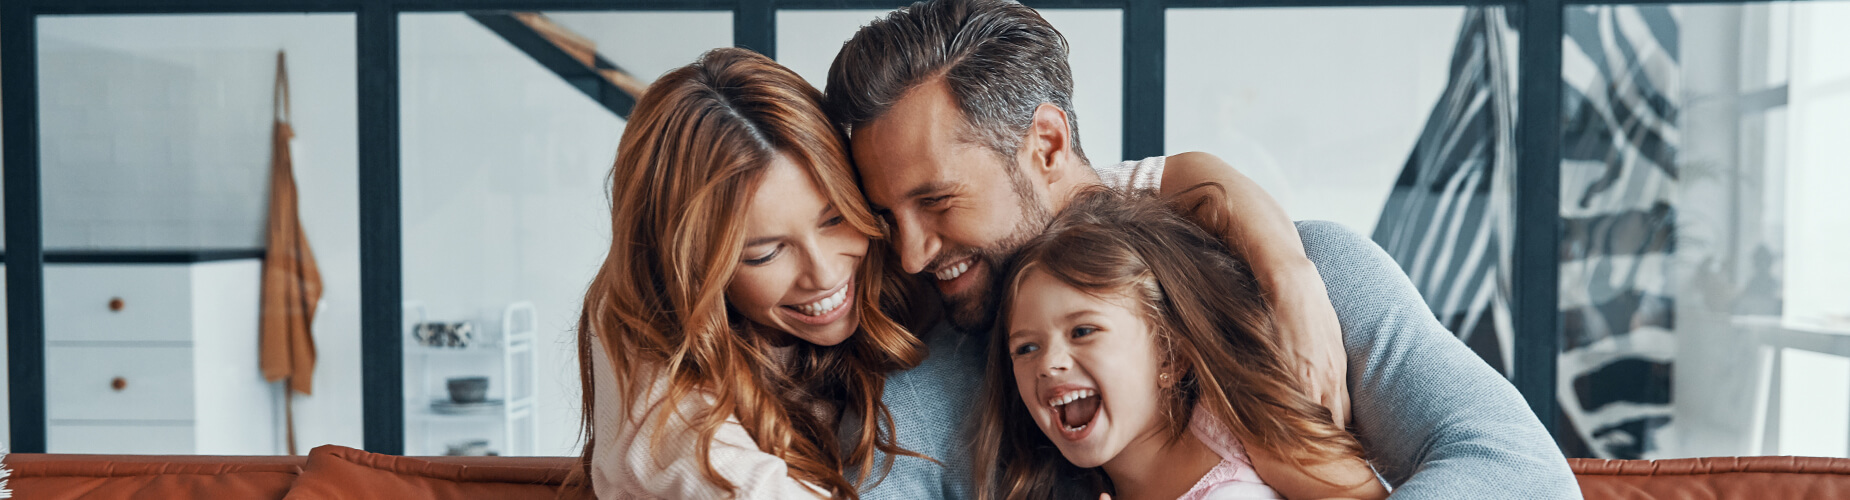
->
[941,166,1055,334]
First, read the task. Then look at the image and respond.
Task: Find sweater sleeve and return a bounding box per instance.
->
[590,345,832,499]
[1294,221,1581,500]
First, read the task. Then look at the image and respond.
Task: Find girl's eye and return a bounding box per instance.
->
[920,196,950,208]
[744,246,781,266]
[822,214,847,228]
[1071,326,1098,339]
[1011,343,1040,357]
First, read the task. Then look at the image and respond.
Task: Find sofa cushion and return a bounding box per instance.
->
[7,454,303,500]
[282,445,591,499]
[1573,456,1850,499]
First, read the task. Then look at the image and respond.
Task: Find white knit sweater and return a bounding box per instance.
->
[589,344,831,499]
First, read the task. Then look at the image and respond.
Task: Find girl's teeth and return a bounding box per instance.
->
[1048,389,1097,407]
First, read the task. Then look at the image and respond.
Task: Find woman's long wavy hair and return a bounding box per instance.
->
[567,48,927,498]
[972,187,1366,499]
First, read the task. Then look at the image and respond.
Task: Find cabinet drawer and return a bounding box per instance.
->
[50,422,194,454]
[46,264,193,342]
[48,345,194,421]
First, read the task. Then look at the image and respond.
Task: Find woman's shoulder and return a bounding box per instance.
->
[591,343,716,432]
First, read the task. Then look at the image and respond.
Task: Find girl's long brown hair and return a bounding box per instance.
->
[567,48,927,498]
[973,187,1366,499]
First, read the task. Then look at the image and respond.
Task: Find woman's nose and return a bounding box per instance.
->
[797,245,850,291]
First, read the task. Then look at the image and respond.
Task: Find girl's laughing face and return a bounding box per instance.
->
[1004,269,1173,468]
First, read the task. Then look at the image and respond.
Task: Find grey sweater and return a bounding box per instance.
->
[859,221,1580,499]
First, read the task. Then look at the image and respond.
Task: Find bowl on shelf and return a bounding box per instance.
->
[447,376,489,403]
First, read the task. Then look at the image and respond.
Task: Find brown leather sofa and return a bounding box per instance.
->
[9,447,1850,499]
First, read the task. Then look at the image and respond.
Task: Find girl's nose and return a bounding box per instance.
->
[1039,351,1071,378]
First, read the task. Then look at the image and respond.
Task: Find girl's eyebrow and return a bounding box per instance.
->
[744,234,782,247]
[1008,309,1107,340]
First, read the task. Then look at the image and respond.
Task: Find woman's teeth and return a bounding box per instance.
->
[935,261,971,281]
[794,287,848,317]
[1048,389,1096,408]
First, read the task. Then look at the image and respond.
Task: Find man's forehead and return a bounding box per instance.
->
[853,122,951,198]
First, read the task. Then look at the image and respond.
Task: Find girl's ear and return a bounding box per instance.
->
[1156,325,1191,387]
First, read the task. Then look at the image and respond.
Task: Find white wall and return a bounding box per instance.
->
[399,13,633,456]
[35,14,365,452]
[549,11,734,86]
[1165,7,1463,233]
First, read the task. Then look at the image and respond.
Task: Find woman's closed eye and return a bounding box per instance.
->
[744,245,781,266]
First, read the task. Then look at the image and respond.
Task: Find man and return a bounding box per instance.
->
[822,0,1580,498]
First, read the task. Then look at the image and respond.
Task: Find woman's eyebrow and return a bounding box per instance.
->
[744,234,782,247]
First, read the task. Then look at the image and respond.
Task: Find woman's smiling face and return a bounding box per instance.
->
[726,154,869,346]
[1005,269,1172,469]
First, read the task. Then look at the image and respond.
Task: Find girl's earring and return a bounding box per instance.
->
[1158,372,1172,388]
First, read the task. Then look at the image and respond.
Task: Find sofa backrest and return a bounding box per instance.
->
[7,447,588,500]
[1572,456,1850,499]
[7,454,306,500]
[15,452,1850,498]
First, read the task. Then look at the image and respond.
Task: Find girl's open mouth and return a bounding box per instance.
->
[1051,389,1102,440]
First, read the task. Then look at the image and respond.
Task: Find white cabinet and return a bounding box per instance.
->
[45,259,280,455]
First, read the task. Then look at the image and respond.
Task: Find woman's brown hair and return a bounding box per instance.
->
[567,48,927,498]
[972,187,1365,499]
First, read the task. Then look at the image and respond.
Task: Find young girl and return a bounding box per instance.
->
[974,188,1387,500]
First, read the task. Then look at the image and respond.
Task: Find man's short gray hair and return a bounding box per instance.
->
[823,0,1088,165]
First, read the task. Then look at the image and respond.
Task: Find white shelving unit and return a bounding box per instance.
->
[403,301,538,456]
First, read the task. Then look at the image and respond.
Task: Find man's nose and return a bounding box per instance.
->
[894,212,939,275]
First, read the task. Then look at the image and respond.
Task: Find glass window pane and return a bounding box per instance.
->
[778,9,1122,162]
[35,13,359,454]
[1167,7,1519,376]
[398,11,730,457]
[1558,1,1850,460]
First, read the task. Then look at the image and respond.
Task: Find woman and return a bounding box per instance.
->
[569,48,928,499]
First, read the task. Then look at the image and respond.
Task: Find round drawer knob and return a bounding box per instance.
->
[109,297,125,312]
[111,377,128,391]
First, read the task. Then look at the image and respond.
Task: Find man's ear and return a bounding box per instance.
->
[1020,102,1072,185]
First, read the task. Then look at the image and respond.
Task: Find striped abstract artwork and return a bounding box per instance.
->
[1371,6,1520,378]
[1372,5,1680,459]
[1555,5,1680,460]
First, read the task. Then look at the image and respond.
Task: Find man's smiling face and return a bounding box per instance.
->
[852,78,1053,334]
